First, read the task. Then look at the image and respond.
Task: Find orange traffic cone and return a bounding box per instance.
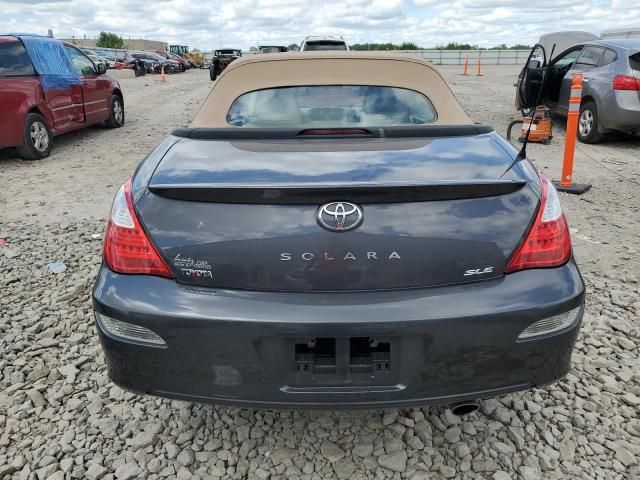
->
[160,65,168,84]
[476,50,482,76]
[552,73,591,194]
[463,53,469,75]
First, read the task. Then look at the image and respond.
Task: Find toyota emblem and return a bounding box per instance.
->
[316,202,363,232]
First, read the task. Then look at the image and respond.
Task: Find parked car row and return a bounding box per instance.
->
[0,34,124,160]
[153,50,197,70]
[114,51,185,76]
[81,48,196,76]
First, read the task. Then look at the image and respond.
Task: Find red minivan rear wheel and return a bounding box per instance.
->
[16,112,52,160]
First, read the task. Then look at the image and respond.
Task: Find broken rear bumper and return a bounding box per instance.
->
[93,261,584,408]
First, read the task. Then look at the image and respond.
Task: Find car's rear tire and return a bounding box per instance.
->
[105,95,125,128]
[210,67,217,81]
[16,113,52,160]
[577,101,604,144]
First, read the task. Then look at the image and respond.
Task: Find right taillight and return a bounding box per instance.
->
[506,176,571,273]
[612,74,640,91]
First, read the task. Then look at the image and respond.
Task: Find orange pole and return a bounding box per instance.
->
[463,54,469,75]
[561,73,583,187]
[476,50,482,76]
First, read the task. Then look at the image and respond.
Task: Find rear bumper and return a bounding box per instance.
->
[93,261,585,408]
[601,91,640,131]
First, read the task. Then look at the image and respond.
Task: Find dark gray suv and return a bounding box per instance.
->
[517,39,640,143]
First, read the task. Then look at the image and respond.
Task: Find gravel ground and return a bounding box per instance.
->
[1,67,639,480]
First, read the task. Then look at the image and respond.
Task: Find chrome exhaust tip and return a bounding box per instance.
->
[449,401,479,416]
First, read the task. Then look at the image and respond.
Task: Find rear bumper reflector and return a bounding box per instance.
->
[95,312,166,347]
[517,306,582,340]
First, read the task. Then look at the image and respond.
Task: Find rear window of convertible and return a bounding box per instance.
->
[226,85,437,127]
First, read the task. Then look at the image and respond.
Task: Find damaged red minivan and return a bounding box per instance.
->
[0,35,124,160]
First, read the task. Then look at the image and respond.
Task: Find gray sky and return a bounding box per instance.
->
[1,0,637,50]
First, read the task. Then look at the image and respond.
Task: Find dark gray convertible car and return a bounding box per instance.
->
[93,52,585,410]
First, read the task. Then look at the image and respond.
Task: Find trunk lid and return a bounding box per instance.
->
[137,133,538,291]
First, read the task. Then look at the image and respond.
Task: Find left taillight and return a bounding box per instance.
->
[103,179,174,278]
[506,175,571,273]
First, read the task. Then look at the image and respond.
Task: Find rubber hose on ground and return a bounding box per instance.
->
[507,120,524,141]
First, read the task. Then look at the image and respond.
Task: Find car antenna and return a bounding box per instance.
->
[501,44,555,177]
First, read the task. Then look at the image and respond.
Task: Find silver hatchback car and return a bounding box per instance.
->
[517,39,640,143]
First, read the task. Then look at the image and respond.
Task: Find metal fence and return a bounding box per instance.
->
[202,49,531,65]
[401,49,531,65]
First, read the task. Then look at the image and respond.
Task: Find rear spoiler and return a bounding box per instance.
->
[148,179,525,204]
[171,124,494,140]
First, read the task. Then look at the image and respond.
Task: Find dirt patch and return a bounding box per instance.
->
[0,71,211,223]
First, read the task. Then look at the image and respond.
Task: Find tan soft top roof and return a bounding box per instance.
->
[191,52,471,127]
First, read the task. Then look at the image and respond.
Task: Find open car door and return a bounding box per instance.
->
[515,44,547,113]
